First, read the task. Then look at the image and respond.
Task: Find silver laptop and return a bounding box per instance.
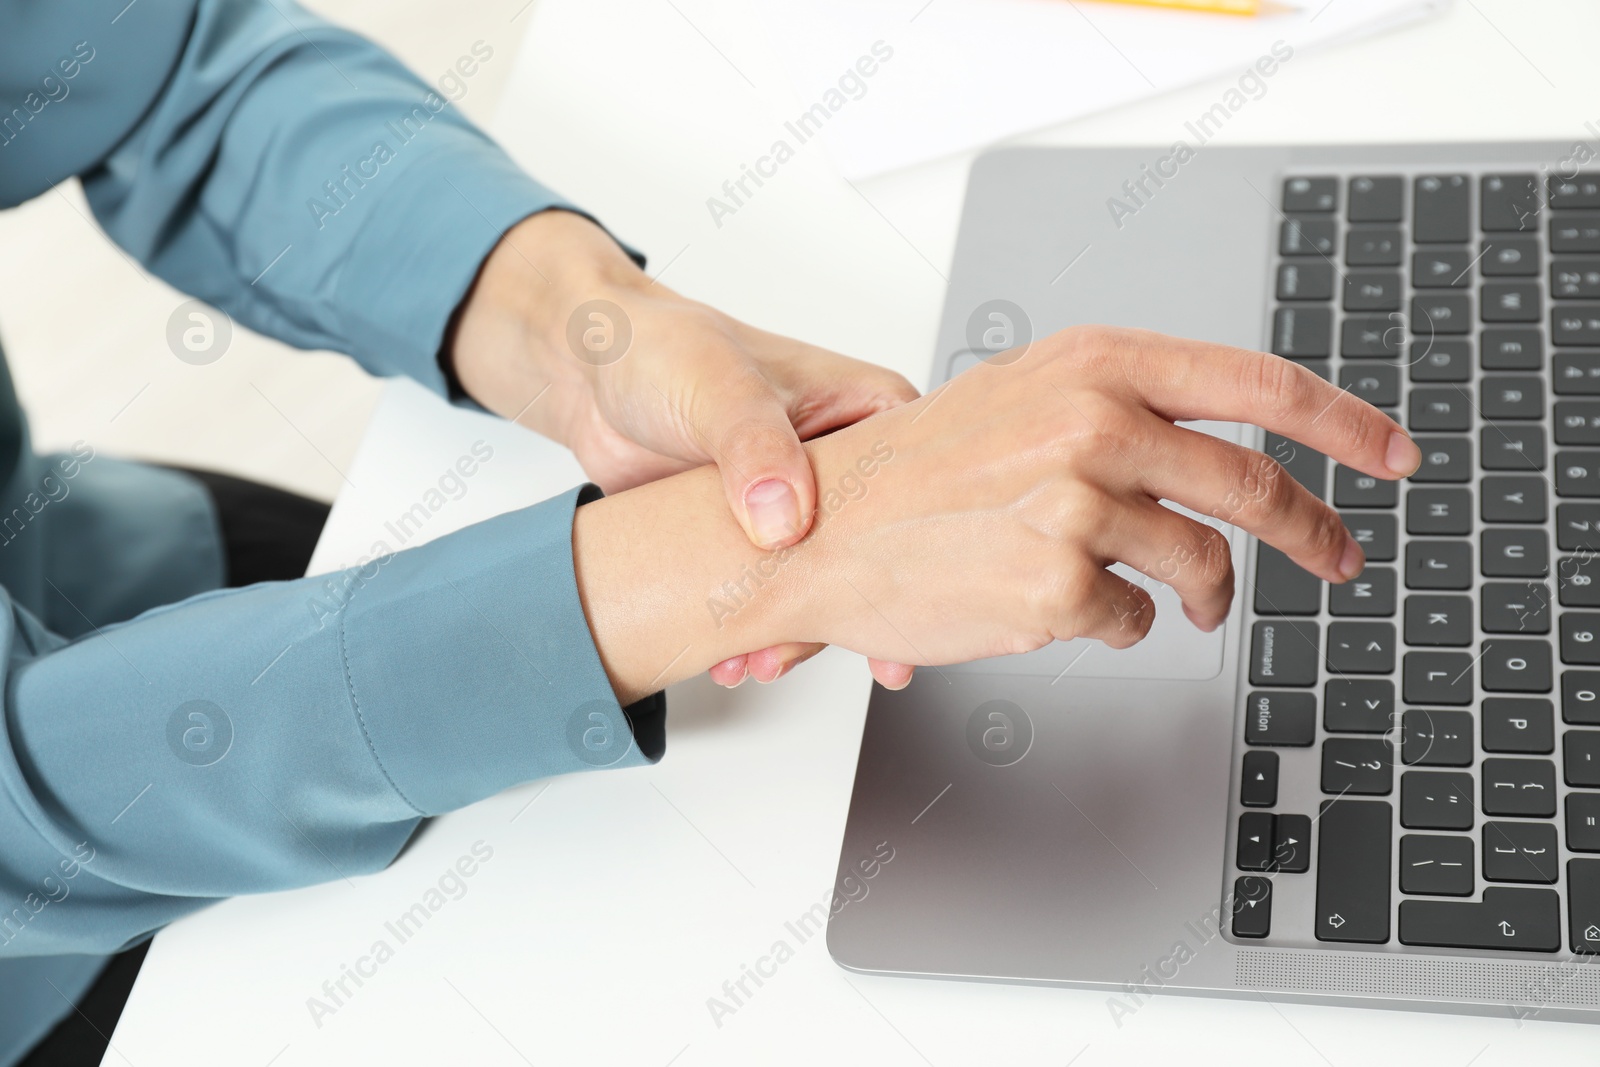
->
[827,143,1600,1022]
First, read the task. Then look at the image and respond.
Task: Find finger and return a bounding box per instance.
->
[1104,329,1422,480]
[698,374,818,550]
[1057,564,1158,650]
[764,340,921,437]
[746,642,825,683]
[1096,498,1236,632]
[710,654,748,687]
[868,659,915,690]
[1136,419,1363,584]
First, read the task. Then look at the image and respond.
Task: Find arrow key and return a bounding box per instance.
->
[1237,812,1274,872]
[1240,750,1279,808]
[1232,876,1273,939]
[1271,813,1311,873]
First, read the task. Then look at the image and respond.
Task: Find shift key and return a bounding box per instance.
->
[1251,621,1321,687]
[1316,799,1392,943]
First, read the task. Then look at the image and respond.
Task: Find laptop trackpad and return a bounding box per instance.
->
[946,418,1247,683]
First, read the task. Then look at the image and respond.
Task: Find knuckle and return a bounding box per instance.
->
[721,416,799,466]
[1184,525,1235,590]
[1103,586,1155,648]
[1243,355,1308,425]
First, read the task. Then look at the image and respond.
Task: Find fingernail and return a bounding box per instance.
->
[745,479,799,548]
[1386,431,1421,477]
[1338,537,1366,581]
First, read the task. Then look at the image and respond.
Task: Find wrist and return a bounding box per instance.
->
[448,209,645,421]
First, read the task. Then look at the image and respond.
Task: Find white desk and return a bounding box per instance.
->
[110,1,1600,1063]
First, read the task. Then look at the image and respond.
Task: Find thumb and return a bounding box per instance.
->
[705,385,818,550]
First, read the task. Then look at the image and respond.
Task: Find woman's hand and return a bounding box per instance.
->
[570,325,1423,704]
[447,209,917,687]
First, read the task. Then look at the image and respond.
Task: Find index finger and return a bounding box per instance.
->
[1108,329,1422,481]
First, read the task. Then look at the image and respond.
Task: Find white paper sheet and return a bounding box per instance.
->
[755,0,1450,179]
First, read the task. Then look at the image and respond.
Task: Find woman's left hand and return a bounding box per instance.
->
[448,209,919,690]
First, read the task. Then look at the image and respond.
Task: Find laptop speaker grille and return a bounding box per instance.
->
[1235,950,1600,1007]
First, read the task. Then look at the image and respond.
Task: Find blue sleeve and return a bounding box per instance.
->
[2,0,580,396]
[0,487,662,958]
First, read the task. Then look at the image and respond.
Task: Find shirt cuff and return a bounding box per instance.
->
[337,485,665,815]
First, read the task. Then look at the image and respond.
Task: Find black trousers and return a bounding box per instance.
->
[21,469,330,1067]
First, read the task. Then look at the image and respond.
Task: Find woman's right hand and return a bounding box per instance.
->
[573,325,1422,704]
[787,325,1422,668]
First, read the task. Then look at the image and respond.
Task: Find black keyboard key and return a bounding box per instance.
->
[1401,834,1474,896]
[1327,622,1396,674]
[1559,503,1600,550]
[1250,620,1320,687]
[1334,464,1397,507]
[1554,351,1600,394]
[1413,248,1473,288]
[1272,306,1332,358]
[1483,282,1542,323]
[1483,236,1540,277]
[1408,387,1472,432]
[1480,376,1544,420]
[1554,305,1600,345]
[1347,226,1403,266]
[1400,887,1561,952]
[1553,258,1600,299]
[1569,795,1600,851]
[1406,540,1472,590]
[1244,690,1316,747]
[1341,316,1404,358]
[1405,595,1473,646]
[1402,709,1474,766]
[1483,697,1555,753]
[1315,799,1392,943]
[1560,555,1600,606]
[1411,293,1473,335]
[1329,566,1396,617]
[1401,770,1475,830]
[1552,215,1600,253]
[1481,758,1557,817]
[1564,670,1600,724]
[1282,217,1336,256]
[1558,451,1600,497]
[1480,582,1552,634]
[1237,811,1274,871]
[1324,679,1395,733]
[1481,528,1549,577]
[1349,176,1402,222]
[1562,613,1600,664]
[1569,730,1600,786]
[1271,813,1311,874]
[1240,750,1278,807]
[1481,476,1547,523]
[1410,339,1472,382]
[1556,400,1600,444]
[1551,175,1600,209]
[1568,860,1600,953]
[1265,433,1326,498]
[1482,328,1544,370]
[1408,488,1472,535]
[1288,357,1330,381]
[1414,175,1470,243]
[1484,821,1560,884]
[1277,261,1334,301]
[1283,177,1337,213]
[1410,437,1472,482]
[1480,424,1546,471]
[1232,876,1272,939]
[1346,271,1403,313]
[1323,738,1393,795]
[1254,544,1322,615]
[1339,363,1399,408]
[1403,651,1474,705]
[1482,173,1540,232]
[1343,512,1397,561]
[1482,638,1553,693]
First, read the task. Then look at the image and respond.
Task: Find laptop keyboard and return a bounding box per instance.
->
[1230,170,1600,956]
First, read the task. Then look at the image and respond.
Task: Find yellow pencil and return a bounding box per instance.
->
[1090,0,1261,15]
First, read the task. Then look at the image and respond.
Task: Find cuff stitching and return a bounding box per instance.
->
[337,573,425,816]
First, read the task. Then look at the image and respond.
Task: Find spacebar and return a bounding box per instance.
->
[1401,888,1562,952]
[1315,799,1391,943]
